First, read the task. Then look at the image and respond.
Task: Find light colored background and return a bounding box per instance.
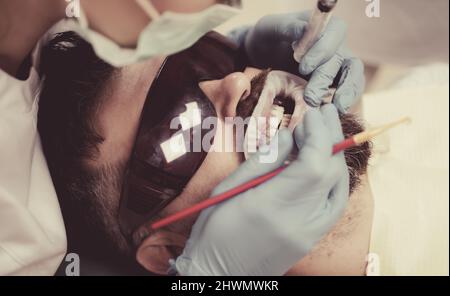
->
[217,0,449,91]
[219,0,449,65]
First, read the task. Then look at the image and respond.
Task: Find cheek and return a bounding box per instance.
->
[160,151,242,233]
[181,150,242,207]
[158,122,243,233]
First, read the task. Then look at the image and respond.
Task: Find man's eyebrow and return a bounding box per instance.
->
[250,69,271,98]
[236,69,271,119]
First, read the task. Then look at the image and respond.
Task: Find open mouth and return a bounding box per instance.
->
[273,95,296,128]
[241,70,310,159]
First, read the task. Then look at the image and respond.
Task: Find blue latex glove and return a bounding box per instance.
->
[174,105,349,276]
[229,11,365,113]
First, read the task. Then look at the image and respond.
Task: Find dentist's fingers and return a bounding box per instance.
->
[267,108,333,201]
[325,165,349,225]
[288,108,332,172]
[250,14,307,42]
[303,52,344,107]
[320,105,349,222]
[333,57,365,113]
[298,17,347,75]
[211,129,294,196]
[320,104,345,143]
[276,18,308,42]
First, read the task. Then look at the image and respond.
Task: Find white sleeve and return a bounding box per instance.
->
[0,54,67,275]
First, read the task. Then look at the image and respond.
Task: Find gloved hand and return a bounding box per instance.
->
[229,11,365,113]
[174,105,350,276]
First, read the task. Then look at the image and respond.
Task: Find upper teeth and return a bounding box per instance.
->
[269,104,284,126]
[280,114,292,129]
[262,104,293,147]
[243,104,293,160]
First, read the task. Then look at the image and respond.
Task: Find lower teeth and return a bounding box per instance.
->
[280,114,292,129]
[263,104,294,145]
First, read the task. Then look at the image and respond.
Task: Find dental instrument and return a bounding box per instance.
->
[150,116,411,230]
[292,0,338,63]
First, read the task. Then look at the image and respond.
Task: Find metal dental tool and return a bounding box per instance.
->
[292,0,338,63]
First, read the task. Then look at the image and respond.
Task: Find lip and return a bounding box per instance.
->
[243,71,310,159]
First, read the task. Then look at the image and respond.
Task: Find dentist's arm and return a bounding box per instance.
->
[229,11,365,113]
[174,105,349,276]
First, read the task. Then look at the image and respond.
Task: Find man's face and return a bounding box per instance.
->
[91,51,371,275]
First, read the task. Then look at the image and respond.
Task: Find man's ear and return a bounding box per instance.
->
[136,230,187,275]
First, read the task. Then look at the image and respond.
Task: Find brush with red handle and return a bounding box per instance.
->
[151,117,410,230]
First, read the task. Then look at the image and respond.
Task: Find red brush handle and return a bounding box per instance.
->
[151,166,285,230]
[151,136,357,230]
[332,137,356,154]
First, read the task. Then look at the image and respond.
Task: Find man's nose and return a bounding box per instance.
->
[221,72,251,114]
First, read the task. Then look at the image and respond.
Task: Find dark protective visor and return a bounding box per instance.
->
[119,32,247,239]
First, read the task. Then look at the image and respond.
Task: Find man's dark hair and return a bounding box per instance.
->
[218,0,242,7]
[38,32,129,260]
[38,32,371,265]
